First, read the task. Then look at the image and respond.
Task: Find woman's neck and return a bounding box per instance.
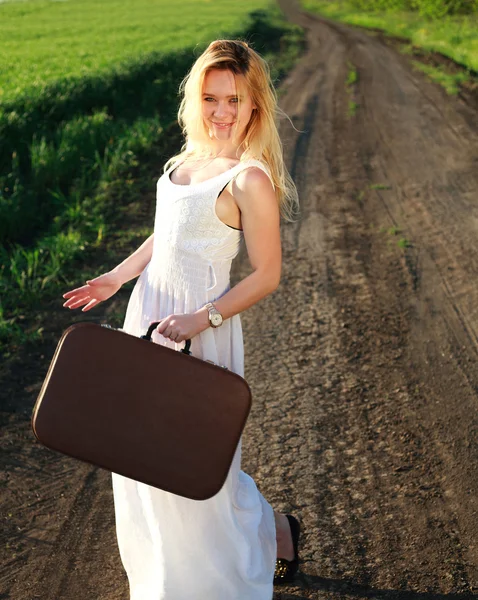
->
[206,137,243,161]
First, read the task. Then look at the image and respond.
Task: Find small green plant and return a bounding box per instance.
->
[397,237,411,248]
[399,43,416,55]
[370,183,392,190]
[0,302,44,350]
[345,61,360,117]
[388,226,400,235]
[346,61,358,85]
[347,100,359,116]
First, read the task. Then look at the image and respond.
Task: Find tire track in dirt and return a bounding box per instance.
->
[1,416,127,599]
[239,1,478,597]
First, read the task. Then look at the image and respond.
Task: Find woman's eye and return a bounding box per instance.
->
[203,97,238,103]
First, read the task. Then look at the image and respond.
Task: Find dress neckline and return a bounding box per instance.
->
[167,159,252,188]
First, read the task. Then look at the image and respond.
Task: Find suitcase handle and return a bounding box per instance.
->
[141,322,191,355]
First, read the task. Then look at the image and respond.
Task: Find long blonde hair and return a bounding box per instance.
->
[164,40,299,221]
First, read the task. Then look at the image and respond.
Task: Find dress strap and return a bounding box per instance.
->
[164,157,185,175]
[165,156,274,188]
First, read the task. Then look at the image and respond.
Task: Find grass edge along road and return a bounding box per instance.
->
[0,5,305,355]
[301,0,478,87]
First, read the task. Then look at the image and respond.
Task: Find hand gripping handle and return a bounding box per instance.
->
[140,321,192,355]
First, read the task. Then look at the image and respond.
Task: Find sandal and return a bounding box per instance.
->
[273,514,301,585]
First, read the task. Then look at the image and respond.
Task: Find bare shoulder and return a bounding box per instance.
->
[232,166,276,210]
[235,166,273,190]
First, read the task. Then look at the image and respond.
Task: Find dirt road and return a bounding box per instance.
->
[1,0,477,597]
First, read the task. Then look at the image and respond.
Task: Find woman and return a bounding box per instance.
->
[62,39,300,599]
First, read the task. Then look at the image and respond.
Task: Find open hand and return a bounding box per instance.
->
[62,271,123,312]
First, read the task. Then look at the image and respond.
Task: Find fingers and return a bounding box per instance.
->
[154,317,181,342]
[63,296,91,308]
[62,284,89,299]
[82,299,101,312]
[63,295,90,309]
[155,318,170,336]
[164,329,182,343]
[62,277,103,301]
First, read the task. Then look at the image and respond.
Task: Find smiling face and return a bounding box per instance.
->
[202,69,256,144]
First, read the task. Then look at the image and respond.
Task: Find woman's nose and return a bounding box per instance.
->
[214,102,232,117]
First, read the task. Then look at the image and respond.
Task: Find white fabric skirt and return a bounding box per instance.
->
[111,263,276,599]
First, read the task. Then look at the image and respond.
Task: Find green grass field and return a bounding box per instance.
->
[0,0,272,103]
[0,1,305,351]
[301,0,478,72]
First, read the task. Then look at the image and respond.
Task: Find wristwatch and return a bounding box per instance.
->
[205,302,223,328]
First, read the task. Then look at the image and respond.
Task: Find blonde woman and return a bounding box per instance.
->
[62,40,300,599]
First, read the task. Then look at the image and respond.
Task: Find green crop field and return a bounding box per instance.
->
[0,0,271,103]
[0,0,305,351]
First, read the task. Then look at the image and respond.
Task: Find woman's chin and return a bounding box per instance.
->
[212,128,232,139]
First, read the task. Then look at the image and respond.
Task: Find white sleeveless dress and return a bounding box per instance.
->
[111,158,277,600]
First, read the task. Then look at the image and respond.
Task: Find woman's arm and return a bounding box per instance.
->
[110,232,155,285]
[62,233,155,311]
[157,168,281,340]
[202,167,281,319]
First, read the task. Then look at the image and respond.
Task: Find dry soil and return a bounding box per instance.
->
[1,1,477,598]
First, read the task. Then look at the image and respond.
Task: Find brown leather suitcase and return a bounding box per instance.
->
[31,322,252,501]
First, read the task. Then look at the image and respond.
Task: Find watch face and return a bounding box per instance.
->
[211,313,223,326]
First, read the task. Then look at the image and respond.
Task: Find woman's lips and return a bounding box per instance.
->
[211,122,235,129]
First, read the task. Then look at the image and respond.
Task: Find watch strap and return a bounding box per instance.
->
[205,302,223,327]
